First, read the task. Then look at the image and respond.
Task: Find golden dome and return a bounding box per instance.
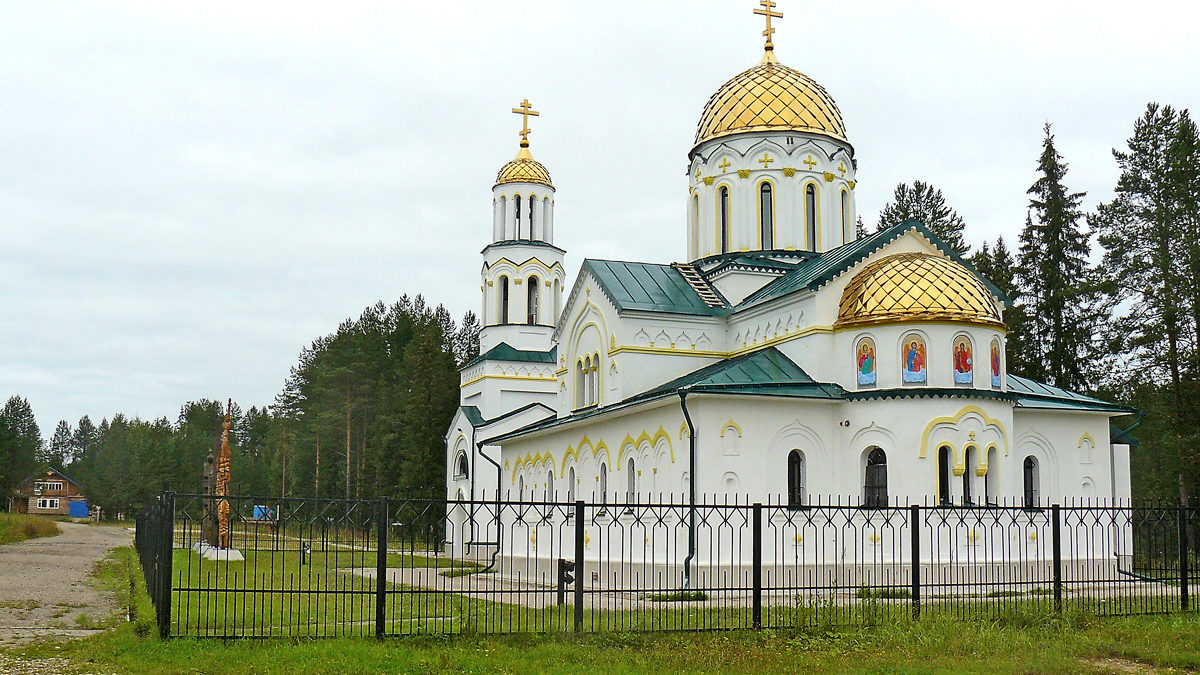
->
[836,253,1004,329]
[495,146,553,189]
[694,52,847,149]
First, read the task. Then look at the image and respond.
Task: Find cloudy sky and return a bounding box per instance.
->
[2,0,1198,434]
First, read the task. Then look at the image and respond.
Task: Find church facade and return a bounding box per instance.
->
[443,8,1136,539]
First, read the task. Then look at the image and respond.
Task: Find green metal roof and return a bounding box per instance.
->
[644,347,844,398]
[1008,375,1135,414]
[463,343,556,369]
[584,259,727,316]
[846,388,1017,404]
[460,406,485,427]
[735,220,1012,310]
[480,239,566,255]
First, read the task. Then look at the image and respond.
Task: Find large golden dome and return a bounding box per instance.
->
[694,52,847,149]
[495,146,553,188]
[836,253,1004,329]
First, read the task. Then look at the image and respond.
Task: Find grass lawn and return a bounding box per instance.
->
[0,512,60,544]
[3,545,1200,673]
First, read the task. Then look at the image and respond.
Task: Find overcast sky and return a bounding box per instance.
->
[2,1,1198,435]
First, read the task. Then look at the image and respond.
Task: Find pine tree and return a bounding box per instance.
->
[48,420,73,467]
[0,397,41,498]
[876,180,970,256]
[1017,123,1095,391]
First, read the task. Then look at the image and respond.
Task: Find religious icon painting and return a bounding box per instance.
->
[856,336,876,387]
[901,334,927,384]
[990,338,1002,388]
[953,336,973,385]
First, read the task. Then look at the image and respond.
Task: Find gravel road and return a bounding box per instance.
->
[0,522,133,648]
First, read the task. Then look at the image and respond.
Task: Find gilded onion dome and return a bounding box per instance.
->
[836,253,1004,329]
[495,146,553,189]
[693,50,847,150]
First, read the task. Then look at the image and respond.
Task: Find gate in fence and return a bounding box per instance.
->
[134,492,1198,638]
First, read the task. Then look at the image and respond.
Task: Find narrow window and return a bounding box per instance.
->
[962,446,976,506]
[528,194,536,238]
[1023,456,1040,509]
[498,276,510,324]
[592,353,601,405]
[599,463,608,506]
[985,447,999,506]
[864,447,888,508]
[760,182,774,248]
[546,470,554,501]
[518,475,525,501]
[568,467,576,502]
[787,450,805,509]
[937,446,951,506]
[719,186,730,253]
[626,458,636,504]
[575,360,585,408]
[841,190,850,242]
[691,194,700,257]
[805,183,817,251]
[515,195,522,237]
[553,279,562,320]
[455,452,469,479]
[526,275,540,325]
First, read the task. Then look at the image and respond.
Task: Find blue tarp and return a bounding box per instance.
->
[69,500,89,517]
[253,505,274,520]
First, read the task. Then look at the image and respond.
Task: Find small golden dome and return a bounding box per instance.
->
[495,146,553,189]
[836,253,1004,329]
[694,52,847,150]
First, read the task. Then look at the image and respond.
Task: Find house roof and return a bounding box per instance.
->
[736,220,1011,310]
[582,259,728,316]
[1008,375,1136,414]
[463,343,556,369]
[486,348,843,443]
[14,466,82,493]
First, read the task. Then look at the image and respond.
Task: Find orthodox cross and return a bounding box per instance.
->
[754,0,783,51]
[838,162,846,176]
[695,166,702,180]
[512,99,539,147]
[718,158,732,172]
[758,152,775,168]
[803,155,817,169]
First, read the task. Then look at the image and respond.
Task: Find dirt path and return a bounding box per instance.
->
[0,522,132,647]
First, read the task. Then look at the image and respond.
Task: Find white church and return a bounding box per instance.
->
[443,4,1136,529]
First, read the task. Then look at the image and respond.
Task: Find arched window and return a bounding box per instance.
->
[719,185,730,253]
[498,276,510,324]
[553,279,562,320]
[518,475,525,501]
[626,458,636,504]
[599,462,608,506]
[514,195,522,237]
[759,182,774,248]
[498,196,507,239]
[864,447,888,508]
[546,469,554,501]
[455,452,469,479]
[805,183,817,251]
[985,447,999,506]
[575,359,585,408]
[937,445,951,506]
[963,446,976,506]
[691,193,700,257]
[1023,456,1040,509]
[526,275,540,325]
[528,195,537,238]
[591,352,601,405]
[787,450,805,509]
[841,189,850,242]
[568,467,576,502]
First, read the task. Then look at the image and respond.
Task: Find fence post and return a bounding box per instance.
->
[376,497,388,638]
[573,500,585,632]
[752,502,762,630]
[1052,503,1062,614]
[1180,502,1190,612]
[910,504,920,620]
[158,491,174,639]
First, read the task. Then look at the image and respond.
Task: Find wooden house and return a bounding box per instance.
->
[8,467,90,517]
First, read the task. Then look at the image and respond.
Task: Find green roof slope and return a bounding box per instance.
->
[584,259,726,316]
[1008,375,1135,414]
[463,343,556,369]
[644,347,844,398]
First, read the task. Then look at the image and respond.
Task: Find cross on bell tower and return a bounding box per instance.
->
[754,0,783,53]
[512,98,540,148]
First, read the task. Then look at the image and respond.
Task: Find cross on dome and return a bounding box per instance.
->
[512,98,540,148]
[754,0,783,53]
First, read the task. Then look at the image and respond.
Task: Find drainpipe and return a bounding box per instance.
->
[679,389,697,589]
[474,436,503,572]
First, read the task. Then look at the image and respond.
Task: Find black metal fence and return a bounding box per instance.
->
[134,493,1198,638]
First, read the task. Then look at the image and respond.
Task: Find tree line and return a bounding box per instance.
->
[2,102,1197,513]
[1,296,478,517]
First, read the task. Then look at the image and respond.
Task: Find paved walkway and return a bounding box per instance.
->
[0,522,132,647]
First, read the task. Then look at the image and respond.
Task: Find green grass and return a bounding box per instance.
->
[0,512,60,544]
[854,586,912,600]
[644,591,709,602]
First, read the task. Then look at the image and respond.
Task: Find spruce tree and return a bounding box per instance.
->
[48,420,73,467]
[970,236,1033,377]
[1017,123,1094,391]
[876,180,970,255]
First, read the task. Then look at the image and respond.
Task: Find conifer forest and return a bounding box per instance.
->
[2,103,1198,516]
